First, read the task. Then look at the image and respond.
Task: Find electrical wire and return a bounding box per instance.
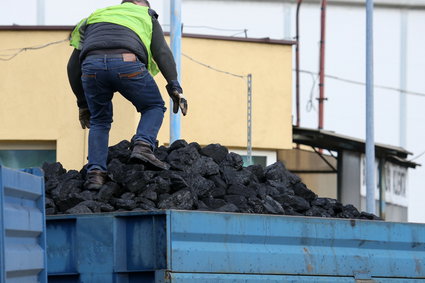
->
[0,39,68,61]
[409,150,425,162]
[2,38,425,99]
[182,53,246,79]
[229,30,248,38]
[306,70,318,112]
[298,69,425,98]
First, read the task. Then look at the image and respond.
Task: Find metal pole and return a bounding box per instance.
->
[318,0,327,130]
[366,0,376,214]
[283,4,292,40]
[37,0,45,25]
[399,10,408,148]
[247,74,253,166]
[295,0,303,128]
[170,0,182,144]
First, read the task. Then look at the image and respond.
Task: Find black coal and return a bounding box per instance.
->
[42,140,381,220]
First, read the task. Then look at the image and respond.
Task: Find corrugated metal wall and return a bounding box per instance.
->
[0,166,47,283]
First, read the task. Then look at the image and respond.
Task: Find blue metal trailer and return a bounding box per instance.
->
[0,166,47,283]
[46,210,425,282]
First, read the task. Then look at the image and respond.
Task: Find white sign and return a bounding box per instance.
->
[360,155,408,207]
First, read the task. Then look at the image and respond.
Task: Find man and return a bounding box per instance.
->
[67,0,187,189]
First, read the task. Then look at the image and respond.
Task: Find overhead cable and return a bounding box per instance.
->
[298,69,425,98]
[409,150,425,162]
[182,53,246,79]
[0,39,68,61]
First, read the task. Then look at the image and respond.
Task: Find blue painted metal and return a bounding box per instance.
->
[0,166,47,283]
[158,272,425,282]
[168,211,425,278]
[169,0,182,144]
[46,210,425,282]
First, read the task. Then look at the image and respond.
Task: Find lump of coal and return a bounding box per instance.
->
[107,140,131,164]
[42,162,66,181]
[220,152,244,170]
[200,143,228,164]
[158,189,195,210]
[166,143,200,171]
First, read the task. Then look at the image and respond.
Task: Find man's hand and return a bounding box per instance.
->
[79,108,91,129]
[166,80,188,116]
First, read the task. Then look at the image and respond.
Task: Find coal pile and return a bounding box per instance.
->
[43,140,380,220]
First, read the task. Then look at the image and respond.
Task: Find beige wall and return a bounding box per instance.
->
[0,29,293,170]
[279,148,337,199]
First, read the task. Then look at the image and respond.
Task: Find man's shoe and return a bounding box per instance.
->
[84,170,107,190]
[130,140,170,170]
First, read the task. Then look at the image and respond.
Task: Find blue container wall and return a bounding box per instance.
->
[46,210,425,282]
[47,213,166,282]
[0,166,47,283]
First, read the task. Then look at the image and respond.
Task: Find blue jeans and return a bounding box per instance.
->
[81,56,166,172]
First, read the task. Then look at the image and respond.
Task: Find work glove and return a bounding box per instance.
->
[166,80,187,116]
[79,108,90,129]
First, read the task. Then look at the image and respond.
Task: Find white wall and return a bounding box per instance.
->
[1,0,424,223]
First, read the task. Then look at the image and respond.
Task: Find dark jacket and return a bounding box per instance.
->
[67,8,177,108]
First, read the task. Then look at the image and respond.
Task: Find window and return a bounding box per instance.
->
[0,141,56,169]
[230,149,277,167]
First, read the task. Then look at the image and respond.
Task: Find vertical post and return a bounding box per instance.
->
[318,0,327,130]
[170,0,182,144]
[247,74,253,166]
[295,0,303,128]
[379,159,386,219]
[399,10,408,148]
[283,4,292,40]
[37,0,45,25]
[366,0,376,214]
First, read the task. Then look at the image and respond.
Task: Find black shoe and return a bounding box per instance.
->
[84,170,107,190]
[130,141,170,170]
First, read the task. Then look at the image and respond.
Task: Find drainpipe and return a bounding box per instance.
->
[295,0,303,128]
[318,0,327,130]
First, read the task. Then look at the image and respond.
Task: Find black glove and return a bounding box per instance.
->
[79,108,90,129]
[166,80,187,116]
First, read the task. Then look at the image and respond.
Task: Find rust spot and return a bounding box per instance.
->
[307,263,314,272]
[120,71,142,78]
[164,271,171,280]
[350,219,356,227]
[303,247,314,272]
[415,259,422,274]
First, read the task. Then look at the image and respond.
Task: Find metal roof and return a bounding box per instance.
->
[293,126,419,168]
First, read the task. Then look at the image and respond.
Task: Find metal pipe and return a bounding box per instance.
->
[295,0,303,127]
[366,0,376,214]
[318,0,327,130]
[399,10,408,148]
[37,0,45,25]
[247,74,253,166]
[170,0,182,144]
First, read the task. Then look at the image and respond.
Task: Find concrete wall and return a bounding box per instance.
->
[0,28,293,170]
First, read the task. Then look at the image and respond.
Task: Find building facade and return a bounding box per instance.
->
[0,27,294,171]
